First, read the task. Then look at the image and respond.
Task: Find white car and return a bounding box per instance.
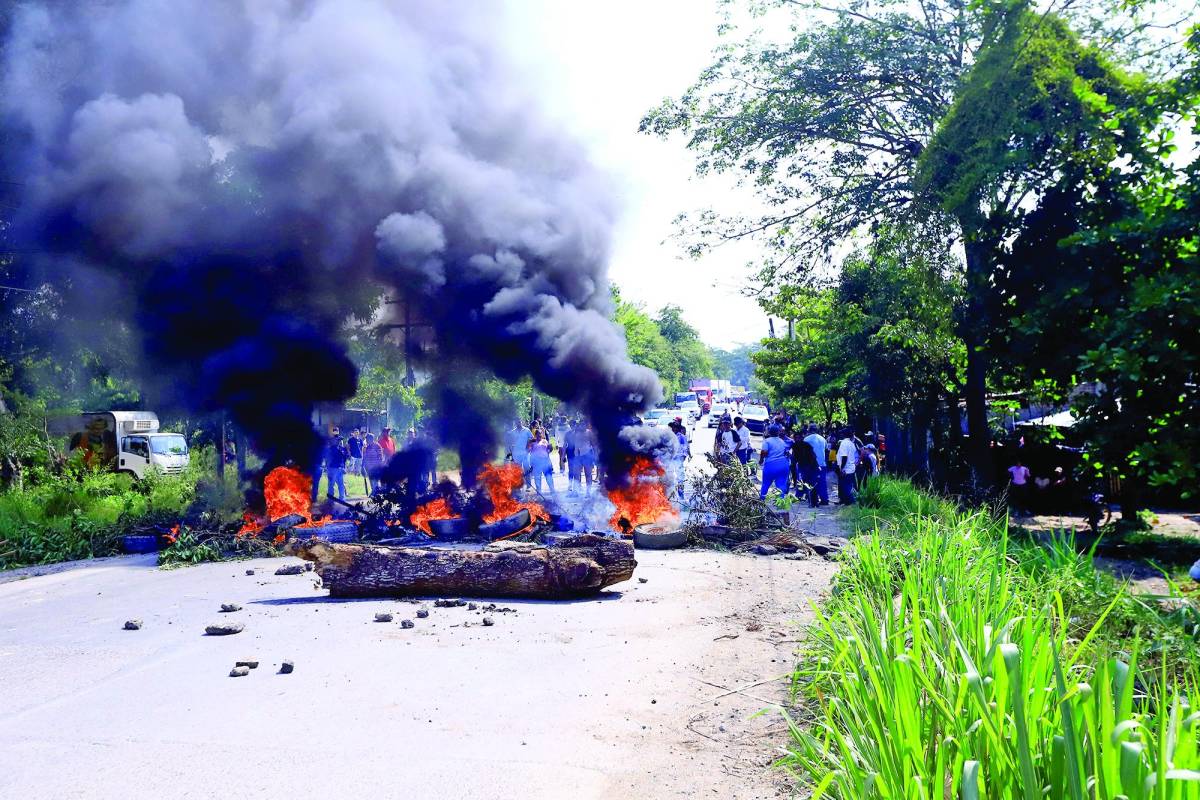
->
[741,405,770,433]
[707,403,731,427]
[642,409,672,428]
[677,400,701,421]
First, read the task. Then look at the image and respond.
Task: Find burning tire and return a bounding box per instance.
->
[633,524,687,550]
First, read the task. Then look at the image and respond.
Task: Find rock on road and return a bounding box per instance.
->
[0,541,837,800]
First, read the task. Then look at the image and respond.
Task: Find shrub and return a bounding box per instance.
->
[784,475,1200,798]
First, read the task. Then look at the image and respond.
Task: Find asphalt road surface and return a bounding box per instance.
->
[0,541,837,800]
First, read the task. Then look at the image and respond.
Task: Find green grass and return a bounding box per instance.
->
[0,447,239,569]
[783,475,1200,798]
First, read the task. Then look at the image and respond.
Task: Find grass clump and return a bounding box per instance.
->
[784,475,1200,798]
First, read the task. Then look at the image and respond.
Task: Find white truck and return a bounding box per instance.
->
[52,411,190,479]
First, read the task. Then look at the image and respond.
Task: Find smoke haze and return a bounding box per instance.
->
[1,0,671,469]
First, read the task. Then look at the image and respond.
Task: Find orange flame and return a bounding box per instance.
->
[607,457,678,534]
[410,497,459,536]
[238,465,347,538]
[477,463,549,533]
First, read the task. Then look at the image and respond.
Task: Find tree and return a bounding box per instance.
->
[654,304,717,383]
[612,289,681,396]
[642,0,1167,485]
[712,343,760,387]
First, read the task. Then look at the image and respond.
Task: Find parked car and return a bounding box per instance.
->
[741,405,770,433]
[707,403,731,428]
[678,400,701,421]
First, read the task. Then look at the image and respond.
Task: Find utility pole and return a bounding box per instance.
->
[381,295,434,386]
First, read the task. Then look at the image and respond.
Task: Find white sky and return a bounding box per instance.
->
[508,0,772,350]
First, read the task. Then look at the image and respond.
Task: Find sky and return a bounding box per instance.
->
[507,0,772,351]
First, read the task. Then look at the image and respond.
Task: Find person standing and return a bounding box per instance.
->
[378,427,396,459]
[836,429,859,505]
[574,423,598,494]
[803,426,830,506]
[504,419,533,488]
[733,417,754,466]
[553,415,569,475]
[346,428,363,488]
[528,430,555,494]
[361,432,385,495]
[310,435,330,503]
[325,435,348,500]
[759,424,791,499]
[792,434,821,507]
[713,418,737,465]
[1008,458,1032,515]
[669,419,690,501]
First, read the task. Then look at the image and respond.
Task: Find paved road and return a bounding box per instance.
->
[0,544,838,800]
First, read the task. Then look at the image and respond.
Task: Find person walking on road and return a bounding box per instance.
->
[802,426,829,506]
[836,430,859,505]
[759,424,790,499]
[733,417,754,466]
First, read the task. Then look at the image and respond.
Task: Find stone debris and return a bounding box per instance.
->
[275,564,305,576]
[219,603,242,613]
[638,577,649,583]
[434,598,467,608]
[480,603,517,614]
[280,660,295,674]
[374,612,394,623]
[235,659,259,669]
[229,666,250,677]
[400,619,415,629]
[205,622,245,636]
[416,608,430,619]
[481,617,495,627]
[753,544,778,556]
[245,569,255,576]
[467,602,478,611]
[123,619,143,630]
[304,562,315,572]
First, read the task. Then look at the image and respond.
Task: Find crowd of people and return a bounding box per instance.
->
[504,415,605,495]
[310,425,436,501]
[713,417,885,507]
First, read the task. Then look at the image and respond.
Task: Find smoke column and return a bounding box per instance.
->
[0,0,672,471]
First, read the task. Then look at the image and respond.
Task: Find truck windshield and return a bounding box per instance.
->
[150,435,188,456]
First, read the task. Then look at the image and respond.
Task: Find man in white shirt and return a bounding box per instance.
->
[836,430,859,505]
[733,417,754,465]
[803,426,829,506]
[505,419,533,489]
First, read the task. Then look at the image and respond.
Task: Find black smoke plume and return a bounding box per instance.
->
[1,0,674,474]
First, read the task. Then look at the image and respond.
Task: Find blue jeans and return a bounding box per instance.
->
[838,471,856,505]
[761,460,789,498]
[814,465,829,504]
[737,449,752,465]
[799,465,820,506]
[310,467,323,502]
[327,467,346,500]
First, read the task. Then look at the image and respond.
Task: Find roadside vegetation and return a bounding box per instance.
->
[784,475,1200,797]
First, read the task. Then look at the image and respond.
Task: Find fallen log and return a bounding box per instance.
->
[286,533,636,599]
